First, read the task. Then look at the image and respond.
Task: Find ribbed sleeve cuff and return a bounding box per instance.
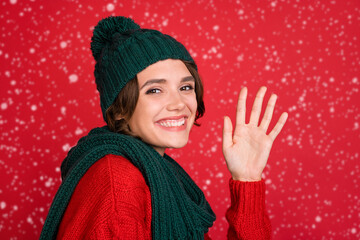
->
[229,178,266,214]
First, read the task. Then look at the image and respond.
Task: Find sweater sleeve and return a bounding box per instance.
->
[57,154,152,240]
[225,179,272,240]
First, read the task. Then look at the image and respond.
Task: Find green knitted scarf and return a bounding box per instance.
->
[40,126,216,239]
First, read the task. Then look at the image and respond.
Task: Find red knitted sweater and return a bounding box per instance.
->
[57,154,271,239]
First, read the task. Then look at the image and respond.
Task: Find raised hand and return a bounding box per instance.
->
[222,86,288,181]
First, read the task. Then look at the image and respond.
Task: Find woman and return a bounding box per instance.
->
[40,16,288,239]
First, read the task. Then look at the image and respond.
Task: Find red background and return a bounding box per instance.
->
[1,0,359,239]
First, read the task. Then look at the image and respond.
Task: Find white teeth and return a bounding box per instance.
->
[158,118,185,127]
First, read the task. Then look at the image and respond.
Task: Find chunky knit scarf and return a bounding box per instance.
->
[40,126,216,239]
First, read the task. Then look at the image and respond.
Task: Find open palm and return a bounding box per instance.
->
[222,86,288,181]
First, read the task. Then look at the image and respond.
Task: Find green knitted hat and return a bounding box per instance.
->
[90,16,196,121]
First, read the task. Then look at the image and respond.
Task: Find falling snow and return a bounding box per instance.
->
[68,74,78,83]
[1,1,359,239]
[107,3,115,12]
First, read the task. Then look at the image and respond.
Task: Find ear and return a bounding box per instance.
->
[115,114,124,121]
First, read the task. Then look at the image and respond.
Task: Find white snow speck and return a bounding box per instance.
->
[69,74,78,83]
[29,48,35,54]
[75,127,83,135]
[351,228,357,234]
[315,216,322,222]
[106,3,115,11]
[213,25,219,31]
[61,106,66,115]
[60,41,67,48]
[1,103,8,110]
[62,143,71,152]
[162,19,168,26]
[31,105,37,111]
[0,201,6,209]
[27,216,33,224]
[9,0,17,4]
[211,145,217,152]
[45,178,53,188]
[216,172,223,178]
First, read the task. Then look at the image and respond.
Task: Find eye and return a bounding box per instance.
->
[145,88,161,94]
[180,85,194,91]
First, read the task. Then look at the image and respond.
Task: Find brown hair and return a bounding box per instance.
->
[106,61,205,135]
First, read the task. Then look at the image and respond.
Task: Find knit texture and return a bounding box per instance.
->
[56,155,271,239]
[90,16,196,121]
[226,180,272,239]
[40,126,216,240]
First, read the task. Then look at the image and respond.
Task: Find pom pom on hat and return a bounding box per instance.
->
[90,16,140,60]
[91,16,196,122]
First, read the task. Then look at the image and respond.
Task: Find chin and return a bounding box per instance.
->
[170,143,187,149]
[165,139,189,149]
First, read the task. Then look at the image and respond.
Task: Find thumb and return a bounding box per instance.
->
[222,116,233,150]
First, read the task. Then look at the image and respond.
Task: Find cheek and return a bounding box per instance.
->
[131,98,161,125]
[186,95,198,115]
[128,101,146,131]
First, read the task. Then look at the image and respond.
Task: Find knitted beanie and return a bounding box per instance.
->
[90,16,196,121]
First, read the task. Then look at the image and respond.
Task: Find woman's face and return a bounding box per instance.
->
[128,59,197,156]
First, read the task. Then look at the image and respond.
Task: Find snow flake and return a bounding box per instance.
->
[75,127,83,135]
[62,143,71,152]
[60,41,67,48]
[27,216,34,224]
[61,106,66,115]
[69,74,78,83]
[1,102,8,110]
[106,3,115,11]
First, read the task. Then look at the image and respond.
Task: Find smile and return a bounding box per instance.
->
[158,118,185,127]
[155,117,188,131]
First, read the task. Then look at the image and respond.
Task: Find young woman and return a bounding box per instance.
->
[40,16,288,240]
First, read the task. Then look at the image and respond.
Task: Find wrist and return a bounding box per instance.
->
[231,173,262,182]
[232,177,262,182]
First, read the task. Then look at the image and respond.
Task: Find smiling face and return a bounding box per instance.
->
[127,59,198,156]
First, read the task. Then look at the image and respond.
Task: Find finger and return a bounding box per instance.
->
[259,93,277,132]
[268,112,288,141]
[235,87,247,126]
[222,116,233,150]
[249,86,267,126]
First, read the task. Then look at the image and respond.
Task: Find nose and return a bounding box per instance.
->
[166,91,186,111]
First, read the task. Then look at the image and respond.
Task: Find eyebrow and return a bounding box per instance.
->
[139,76,195,90]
